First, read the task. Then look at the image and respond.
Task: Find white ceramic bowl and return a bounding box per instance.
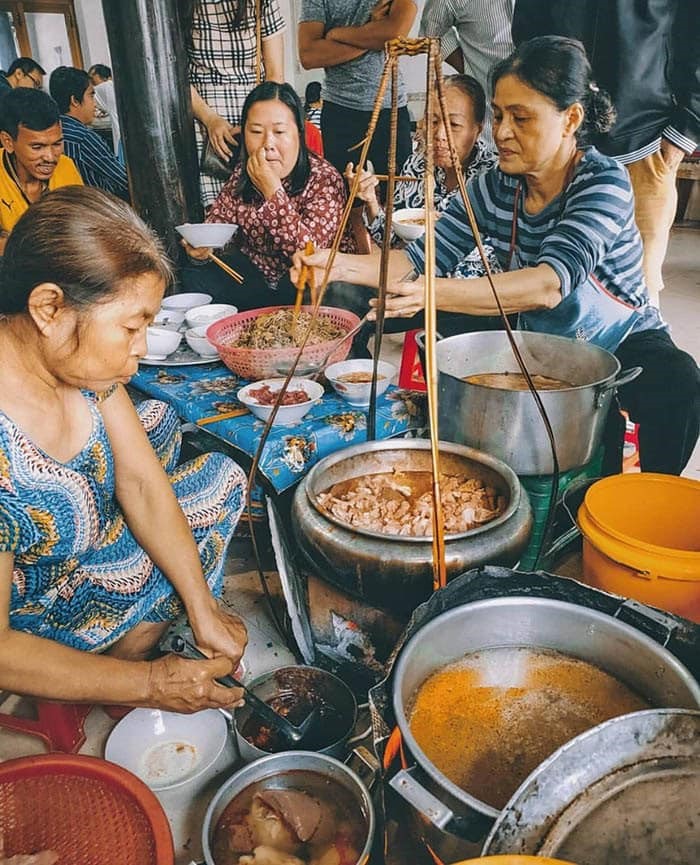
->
[325,359,396,406]
[145,325,183,359]
[392,207,426,242]
[185,302,239,330]
[153,307,186,330]
[161,292,213,312]
[238,377,324,425]
[175,222,237,249]
[105,708,237,858]
[185,325,219,358]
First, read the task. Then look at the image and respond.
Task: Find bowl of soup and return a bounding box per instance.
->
[325,359,396,406]
[392,207,426,241]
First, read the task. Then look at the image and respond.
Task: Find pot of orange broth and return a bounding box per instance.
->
[202,751,375,865]
[429,330,641,474]
[390,597,700,862]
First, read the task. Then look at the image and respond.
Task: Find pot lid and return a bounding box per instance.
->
[484,709,700,865]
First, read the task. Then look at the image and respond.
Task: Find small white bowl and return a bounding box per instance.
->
[238,377,324,425]
[185,302,238,330]
[392,207,426,242]
[153,308,186,330]
[146,325,183,359]
[325,359,396,406]
[185,325,219,358]
[161,292,213,312]
[175,222,237,249]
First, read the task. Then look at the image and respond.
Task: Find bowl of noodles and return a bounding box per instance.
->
[207,305,360,381]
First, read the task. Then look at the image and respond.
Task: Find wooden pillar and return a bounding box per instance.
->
[101,0,202,263]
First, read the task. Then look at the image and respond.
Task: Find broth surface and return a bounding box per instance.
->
[409,647,650,809]
[464,372,573,390]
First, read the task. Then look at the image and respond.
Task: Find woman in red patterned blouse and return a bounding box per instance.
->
[181,81,354,307]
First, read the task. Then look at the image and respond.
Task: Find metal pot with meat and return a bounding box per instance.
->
[290,440,532,617]
[428,330,642,474]
[390,596,700,862]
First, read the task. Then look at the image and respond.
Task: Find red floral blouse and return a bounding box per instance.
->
[206,152,355,285]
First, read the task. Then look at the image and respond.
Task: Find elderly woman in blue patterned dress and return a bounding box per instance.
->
[0,187,248,712]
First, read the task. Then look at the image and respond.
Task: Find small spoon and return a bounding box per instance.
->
[275,312,372,378]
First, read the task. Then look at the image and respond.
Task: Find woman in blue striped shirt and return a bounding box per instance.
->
[293,37,699,475]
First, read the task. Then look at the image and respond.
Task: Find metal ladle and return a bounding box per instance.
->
[168,634,321,745]
[275,312,372,378]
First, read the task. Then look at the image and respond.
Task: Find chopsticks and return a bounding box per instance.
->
[208,252,244,284]
[373,175,417,182]
[294,240,317,325]
[196,407,250,426]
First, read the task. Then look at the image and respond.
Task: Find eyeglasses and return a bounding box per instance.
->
[24,71,42,90]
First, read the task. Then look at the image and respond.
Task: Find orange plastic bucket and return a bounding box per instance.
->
[577,473,700,622]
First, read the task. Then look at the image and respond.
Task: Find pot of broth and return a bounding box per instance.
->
[390,597,700,862]
[233,666,357,764]
[291,440,532,617]
[201,751,375,865]
[429,330,642,474]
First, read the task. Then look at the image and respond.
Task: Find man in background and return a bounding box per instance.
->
[49,66,128,201]
[420,0,514,143]
[0,89,82,252]
[88,63,122,161]
[298,0,417,179]
[512,0,699,308]
[0,57,46,94]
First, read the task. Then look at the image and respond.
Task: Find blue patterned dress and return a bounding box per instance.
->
[0,393,246,652]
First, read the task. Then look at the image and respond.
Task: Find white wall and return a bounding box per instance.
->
[74,0,111,70]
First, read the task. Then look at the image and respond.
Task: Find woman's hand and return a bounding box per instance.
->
[247,146,283,200]
[344,162,380,218]
[192,607,248,670]
[181,238,212,261]
[290,247,343,287]
[369,273,425,319]
[147,653,245,713]
[206,114,240,161]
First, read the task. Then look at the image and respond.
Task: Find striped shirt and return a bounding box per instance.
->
[60,114,129,201]
[420,0,514,136]
[405,147,666,345]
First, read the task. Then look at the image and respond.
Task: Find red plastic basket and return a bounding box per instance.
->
[207,305,360,381]
[0,754,173,864]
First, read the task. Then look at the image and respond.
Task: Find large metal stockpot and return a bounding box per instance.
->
[433,330,641,474]
[291,440,532,617]
[390,596,700,863]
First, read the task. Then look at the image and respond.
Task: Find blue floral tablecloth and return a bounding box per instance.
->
[130,361,426,493]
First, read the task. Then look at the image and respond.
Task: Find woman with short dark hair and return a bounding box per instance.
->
[182,81,354,307]
[0,186,248,712]
[293,37,700,474]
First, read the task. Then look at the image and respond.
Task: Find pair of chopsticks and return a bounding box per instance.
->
[196,407,250,426]
[373,174,417,182]
[208,252,243,284]
[294,240,318,318]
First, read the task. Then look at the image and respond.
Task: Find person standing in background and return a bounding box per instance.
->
[298,0,417,180]
[179,0,286,207]
[512,0,699,309]
[88,63,122,162]
[304,80,322,128]
[419,0,514,144]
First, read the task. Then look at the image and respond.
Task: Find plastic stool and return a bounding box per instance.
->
[398,329,427,392]
[0,699,93,753]
[0,697,133,752]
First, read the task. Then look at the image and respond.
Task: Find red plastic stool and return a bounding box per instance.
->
[398,328,427,392]
[0,698,132,753]
[0,699,93,753]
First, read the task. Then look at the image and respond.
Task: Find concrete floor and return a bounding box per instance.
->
[0,226,697,863]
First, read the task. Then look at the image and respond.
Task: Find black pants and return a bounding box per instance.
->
[179,248,299,310]
[321,101,412,180]
[602,328,700,475]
